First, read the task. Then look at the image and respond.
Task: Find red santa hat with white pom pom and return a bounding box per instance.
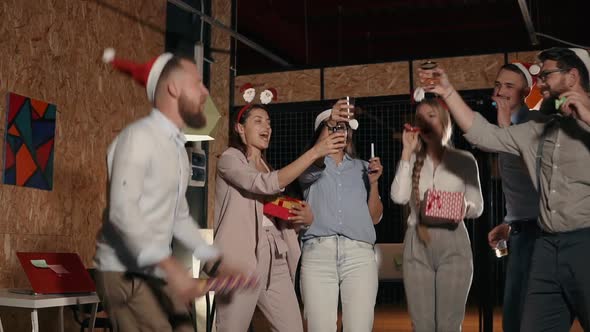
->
[511,62,543,109]
[512,62,541,88]
[102,48,173,104]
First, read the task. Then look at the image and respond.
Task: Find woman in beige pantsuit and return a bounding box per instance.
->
[391,99,483,332]
[212,104,346,332]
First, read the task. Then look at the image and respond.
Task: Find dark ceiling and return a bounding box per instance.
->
[235,0,589,75]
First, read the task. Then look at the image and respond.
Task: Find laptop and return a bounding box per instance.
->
[14,252,96,295]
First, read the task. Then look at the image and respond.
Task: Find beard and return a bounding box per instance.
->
[539,84,567,115]
[179,94,207,129]
[541,86,559,99]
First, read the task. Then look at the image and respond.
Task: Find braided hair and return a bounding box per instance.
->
[411,99,453,244]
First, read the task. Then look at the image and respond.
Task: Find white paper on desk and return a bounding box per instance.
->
[31,259,49,268]
[48,264,70,274]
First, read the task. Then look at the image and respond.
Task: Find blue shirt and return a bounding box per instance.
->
[299,154,376,244]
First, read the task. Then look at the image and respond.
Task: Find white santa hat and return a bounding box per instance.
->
[570,48,590,81]
[512,62,541,87]
[314,109,359,131]
[102,48,174,104]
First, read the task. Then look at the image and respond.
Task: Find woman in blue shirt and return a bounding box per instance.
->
[298,99,384,332]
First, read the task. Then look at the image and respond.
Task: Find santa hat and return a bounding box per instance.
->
[260,88,278,104]
[102,48,173,104]
[512,62,541,87]
[314,109,359,131]
[314,109,332,130]
[240,83,256,103]
[570,48,590,81]
[239,83,254,93]
[509,62,542,109]
[266,88,277,101]
[412,87,426,103]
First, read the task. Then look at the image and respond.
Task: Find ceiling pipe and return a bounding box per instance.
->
[337,5,343,64]
[304,0,310,65]
[168,0,292,67]
[517,0,539,45]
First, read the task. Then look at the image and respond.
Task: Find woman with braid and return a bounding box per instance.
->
[390,99,483,332]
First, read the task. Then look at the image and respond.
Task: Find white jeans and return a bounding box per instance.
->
[300,235,378,332]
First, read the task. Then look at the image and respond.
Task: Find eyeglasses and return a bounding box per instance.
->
[538,68,566,82]
[324,122,348,133]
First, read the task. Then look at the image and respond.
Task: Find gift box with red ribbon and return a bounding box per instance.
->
[263,196,302,220]
[423,189,464,222]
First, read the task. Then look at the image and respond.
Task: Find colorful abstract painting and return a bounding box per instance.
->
[3,92,57,190]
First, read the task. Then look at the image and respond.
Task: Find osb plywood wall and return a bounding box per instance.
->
[0,0,164,330]
[412,54,505,91]
[508,50,540,63]
[234,69,321,106]
[233,52,541,106]
[207,0,232,227]
[324,62,410,99]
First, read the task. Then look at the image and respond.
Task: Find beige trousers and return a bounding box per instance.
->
[215,225,303,332]
[403,224,474,332]
[95,271,194,332]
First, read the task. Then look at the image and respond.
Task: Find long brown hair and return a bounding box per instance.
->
[229,104,265,152]
[411,99,452,243]
[228,103,273,168]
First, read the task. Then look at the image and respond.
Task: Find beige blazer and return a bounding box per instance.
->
[213,147,301,281]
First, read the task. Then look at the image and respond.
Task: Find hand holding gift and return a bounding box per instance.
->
[288,201,314,226]
[264,196,305,221]
[421,189,465,225]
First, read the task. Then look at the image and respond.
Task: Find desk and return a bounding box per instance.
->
[0,289,99,332]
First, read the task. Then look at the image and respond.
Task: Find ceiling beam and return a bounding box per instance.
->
[167,0,292,67]
[517,0,539,45]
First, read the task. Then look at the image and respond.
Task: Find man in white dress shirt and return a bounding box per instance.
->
[94,49,221,332]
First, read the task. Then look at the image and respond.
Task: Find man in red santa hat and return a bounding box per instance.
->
[94,48,247,331]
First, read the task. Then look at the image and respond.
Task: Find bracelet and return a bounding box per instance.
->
[443,89,454,100]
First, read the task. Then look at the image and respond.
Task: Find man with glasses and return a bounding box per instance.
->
[418,47,590,331]
[538,68,566,81]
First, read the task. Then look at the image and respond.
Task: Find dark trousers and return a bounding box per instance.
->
[521,227,590,332]
[502,220,539,332]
